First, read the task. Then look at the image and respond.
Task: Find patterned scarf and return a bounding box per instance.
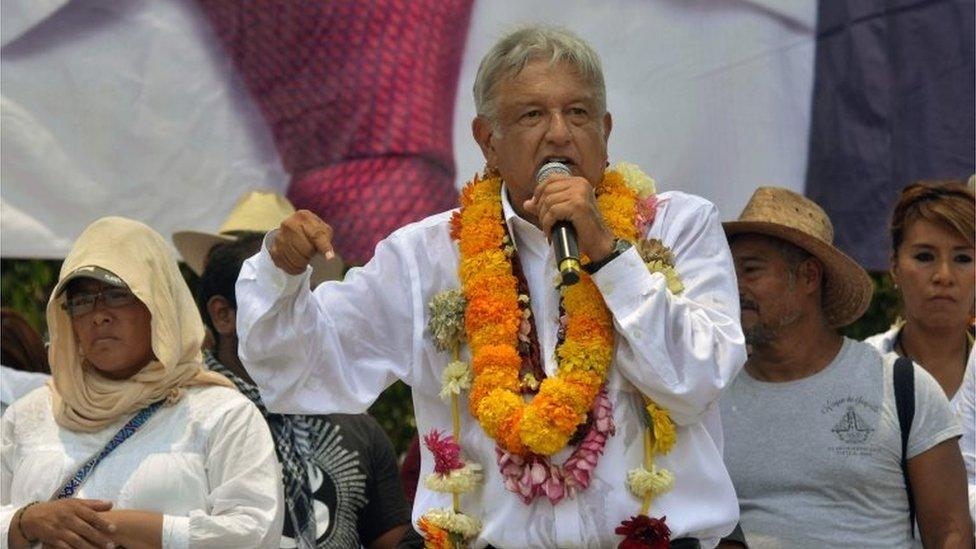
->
[205,353,317,548]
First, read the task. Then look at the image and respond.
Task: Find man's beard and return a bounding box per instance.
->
[742,300,800,350]
[743,323,774,348]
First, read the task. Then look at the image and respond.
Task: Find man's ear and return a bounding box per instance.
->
[602,111,613,144]
[206,295,237,337]
[472,116,498,167]
[798,258,825,295]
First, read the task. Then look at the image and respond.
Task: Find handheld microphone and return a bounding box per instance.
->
[535,161,581,286]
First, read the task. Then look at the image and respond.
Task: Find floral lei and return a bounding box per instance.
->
[421,163,684,548]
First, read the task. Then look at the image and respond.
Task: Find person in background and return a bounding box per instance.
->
[721,187,972,547]
[176,193,410,549]
[2,216,283,548]
[398,436,422,507]
[865,181,976,520]
[172,190,344,287]
[0,309,51,415]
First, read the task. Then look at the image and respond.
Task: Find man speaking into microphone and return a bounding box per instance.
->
[533,160,582,285]
[236,25,746,548]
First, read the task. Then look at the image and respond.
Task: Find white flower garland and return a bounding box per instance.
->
[424,463,483,494]
[423,508,483,539]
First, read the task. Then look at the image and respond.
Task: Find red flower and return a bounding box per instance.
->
[424,430,464,474]
[449,210,463,241]
[615,515,670,549]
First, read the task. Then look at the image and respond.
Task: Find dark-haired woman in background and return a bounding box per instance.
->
[0,309,51,415]
[866,181,975,520]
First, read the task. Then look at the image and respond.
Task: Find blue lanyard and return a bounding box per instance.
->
[55,400,165,499]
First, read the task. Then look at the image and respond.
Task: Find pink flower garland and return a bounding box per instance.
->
[496,387,615,504]
[636,195,658,235]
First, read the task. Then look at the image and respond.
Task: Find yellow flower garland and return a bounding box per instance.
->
[456,167,641,456]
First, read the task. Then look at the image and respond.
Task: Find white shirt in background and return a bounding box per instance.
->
[865,326,976,521]
[1,385,284,549]
[0,365,49,416]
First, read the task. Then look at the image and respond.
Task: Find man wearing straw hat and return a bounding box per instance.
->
[173,191,344,287]
[173,191,411,549]
[720,187,972,547]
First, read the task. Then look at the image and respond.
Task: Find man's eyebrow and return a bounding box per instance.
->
[509,99,542,109]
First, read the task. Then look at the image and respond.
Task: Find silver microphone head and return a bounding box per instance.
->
[535,161,571,184]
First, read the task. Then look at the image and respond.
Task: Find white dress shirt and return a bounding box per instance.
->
[1,385,284,549]
[236,188,747,548]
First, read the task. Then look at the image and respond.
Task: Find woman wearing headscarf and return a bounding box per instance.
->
[1,217,283,548]
[866,181,975,520]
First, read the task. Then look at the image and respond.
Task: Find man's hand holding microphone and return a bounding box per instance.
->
[523,161,616,285]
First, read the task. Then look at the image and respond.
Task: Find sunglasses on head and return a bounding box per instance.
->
[62,288,138,318]
[904,183,974,204]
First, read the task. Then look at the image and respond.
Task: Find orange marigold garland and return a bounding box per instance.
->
[423,162,685,546]
[418,517,452,549]
[459,163,657,457]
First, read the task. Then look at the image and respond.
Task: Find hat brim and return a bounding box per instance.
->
[172,230,345,285]
[172,231,237,276]
[723,220,873,328]
[54,266,128,297]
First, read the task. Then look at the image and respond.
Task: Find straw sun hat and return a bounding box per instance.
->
[173,191,344,285]
[723,187,873,328]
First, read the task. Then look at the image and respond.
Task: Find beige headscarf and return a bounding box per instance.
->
[47,216,233,432]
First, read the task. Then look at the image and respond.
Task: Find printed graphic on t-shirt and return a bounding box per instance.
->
[831,406,874,443]
[822,395,880,456]
[281,418,368,548]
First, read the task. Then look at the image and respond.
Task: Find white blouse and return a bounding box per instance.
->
[1,385,283,548]
[866,326,976,520]
[236,189,747,548]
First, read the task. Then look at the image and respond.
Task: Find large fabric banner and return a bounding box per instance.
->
[806,0,975,271]
[3,1,819,262]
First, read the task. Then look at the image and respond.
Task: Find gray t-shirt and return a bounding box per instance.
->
[720,338,962,548]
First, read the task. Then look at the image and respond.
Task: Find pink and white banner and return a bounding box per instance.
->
[2,0,817,262]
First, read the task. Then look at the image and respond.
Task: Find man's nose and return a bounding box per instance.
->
[545,112,572,145]
[734,270,746,291]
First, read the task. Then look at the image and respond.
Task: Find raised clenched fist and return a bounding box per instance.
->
[269,210,336,275]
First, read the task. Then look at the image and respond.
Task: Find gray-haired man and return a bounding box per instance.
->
[236,26,746,548]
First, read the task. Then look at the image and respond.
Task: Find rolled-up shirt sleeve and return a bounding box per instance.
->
[236,230,419,415]
[592,193,746,425]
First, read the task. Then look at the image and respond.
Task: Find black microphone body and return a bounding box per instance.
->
[535,161,581,286]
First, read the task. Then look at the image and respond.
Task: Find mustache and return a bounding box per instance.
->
[740,298,759,311]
